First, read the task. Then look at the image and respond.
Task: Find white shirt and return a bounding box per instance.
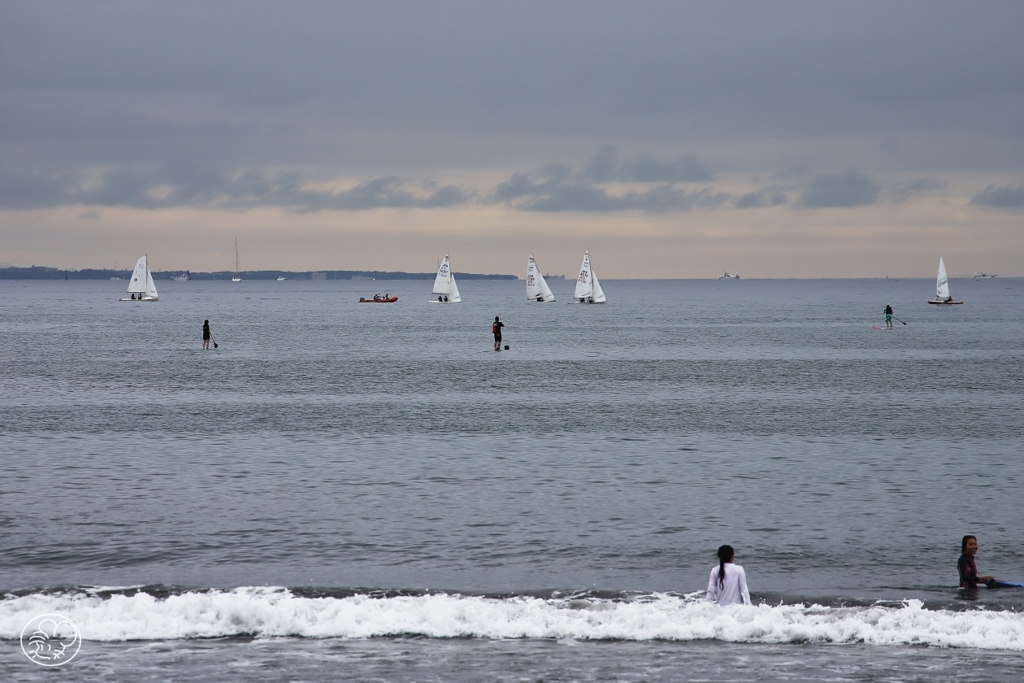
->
[706,562,751,605]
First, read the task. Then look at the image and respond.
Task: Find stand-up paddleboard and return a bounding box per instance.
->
[988,580,1024,588]
[927,257,963,304]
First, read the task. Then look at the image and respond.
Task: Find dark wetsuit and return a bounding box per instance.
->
[202,322,211,341]
[492,321,504,342]
[958,553,982,588]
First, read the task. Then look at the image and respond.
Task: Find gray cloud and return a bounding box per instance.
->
[736,189,789,209]
[581,146,619,182]
[801,171,880,208]
[970,185,1024,209]
[494,172,729,212]
[4,158,958,217]
[0,170,73,210]
[2,1,1021,214]
[619,155,714,183]
[0,168,473,212]
[580,146,715,183]
[884,178,948,203]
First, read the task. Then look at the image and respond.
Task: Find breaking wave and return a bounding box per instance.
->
[1,588,1022,649]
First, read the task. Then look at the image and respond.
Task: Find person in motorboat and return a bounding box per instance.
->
[706,544,751,606]
[958,535,997,588]
[884,303,894,329]
[384,292,389,299]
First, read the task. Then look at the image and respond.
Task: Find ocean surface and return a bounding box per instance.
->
[1,276,1022,681]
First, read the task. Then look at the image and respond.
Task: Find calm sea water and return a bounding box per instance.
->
[1,277,1022,681]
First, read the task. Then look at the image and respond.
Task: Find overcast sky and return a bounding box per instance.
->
[1,0,1021,277]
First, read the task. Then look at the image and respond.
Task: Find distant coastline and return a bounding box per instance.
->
[0,265,518,281]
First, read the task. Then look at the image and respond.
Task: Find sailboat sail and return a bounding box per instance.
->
[431,254,462,302]
[432,255,451,294]
[127,256,148,293]
[145,269,159,299]
[936,257,950,300]
[591,270,606,303]
[574,252,592,300]
[448,273,461,302]
[526,255,556,302]
[572,251,606,303]
[122,255,158,301]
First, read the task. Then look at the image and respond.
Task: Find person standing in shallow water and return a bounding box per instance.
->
[958,535,996,588]
[202,319,211,350]
[706,545,751,605]
[492,316,505,351]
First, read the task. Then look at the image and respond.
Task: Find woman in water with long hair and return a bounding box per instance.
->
[706,544,751,605]
[958,535,996,589]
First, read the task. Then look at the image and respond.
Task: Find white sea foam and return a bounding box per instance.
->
[1,590,1022,649]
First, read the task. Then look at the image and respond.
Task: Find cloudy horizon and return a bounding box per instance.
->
[1,1,1021,278]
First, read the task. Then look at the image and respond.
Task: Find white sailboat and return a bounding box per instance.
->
[119,255,159,301]
[569,250,606,304]
[526,254,556,302]
[928,257,962,304]
[232,238,242,282]
[429,253,461,303]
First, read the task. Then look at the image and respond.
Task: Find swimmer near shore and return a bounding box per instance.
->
[956,535,1023,588]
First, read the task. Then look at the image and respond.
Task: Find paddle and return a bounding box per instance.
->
[211,335,219,349]
[892,316,908,326]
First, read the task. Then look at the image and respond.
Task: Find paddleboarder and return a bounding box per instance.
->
[706,545,751,606]
[492,316,505,351]
[202,319,211,350]
[958,535,997,588]
[884,304,894,329]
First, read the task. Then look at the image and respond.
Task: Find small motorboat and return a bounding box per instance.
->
[360,295,398,303]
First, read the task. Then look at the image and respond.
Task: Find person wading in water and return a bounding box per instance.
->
[706,544,751,606]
